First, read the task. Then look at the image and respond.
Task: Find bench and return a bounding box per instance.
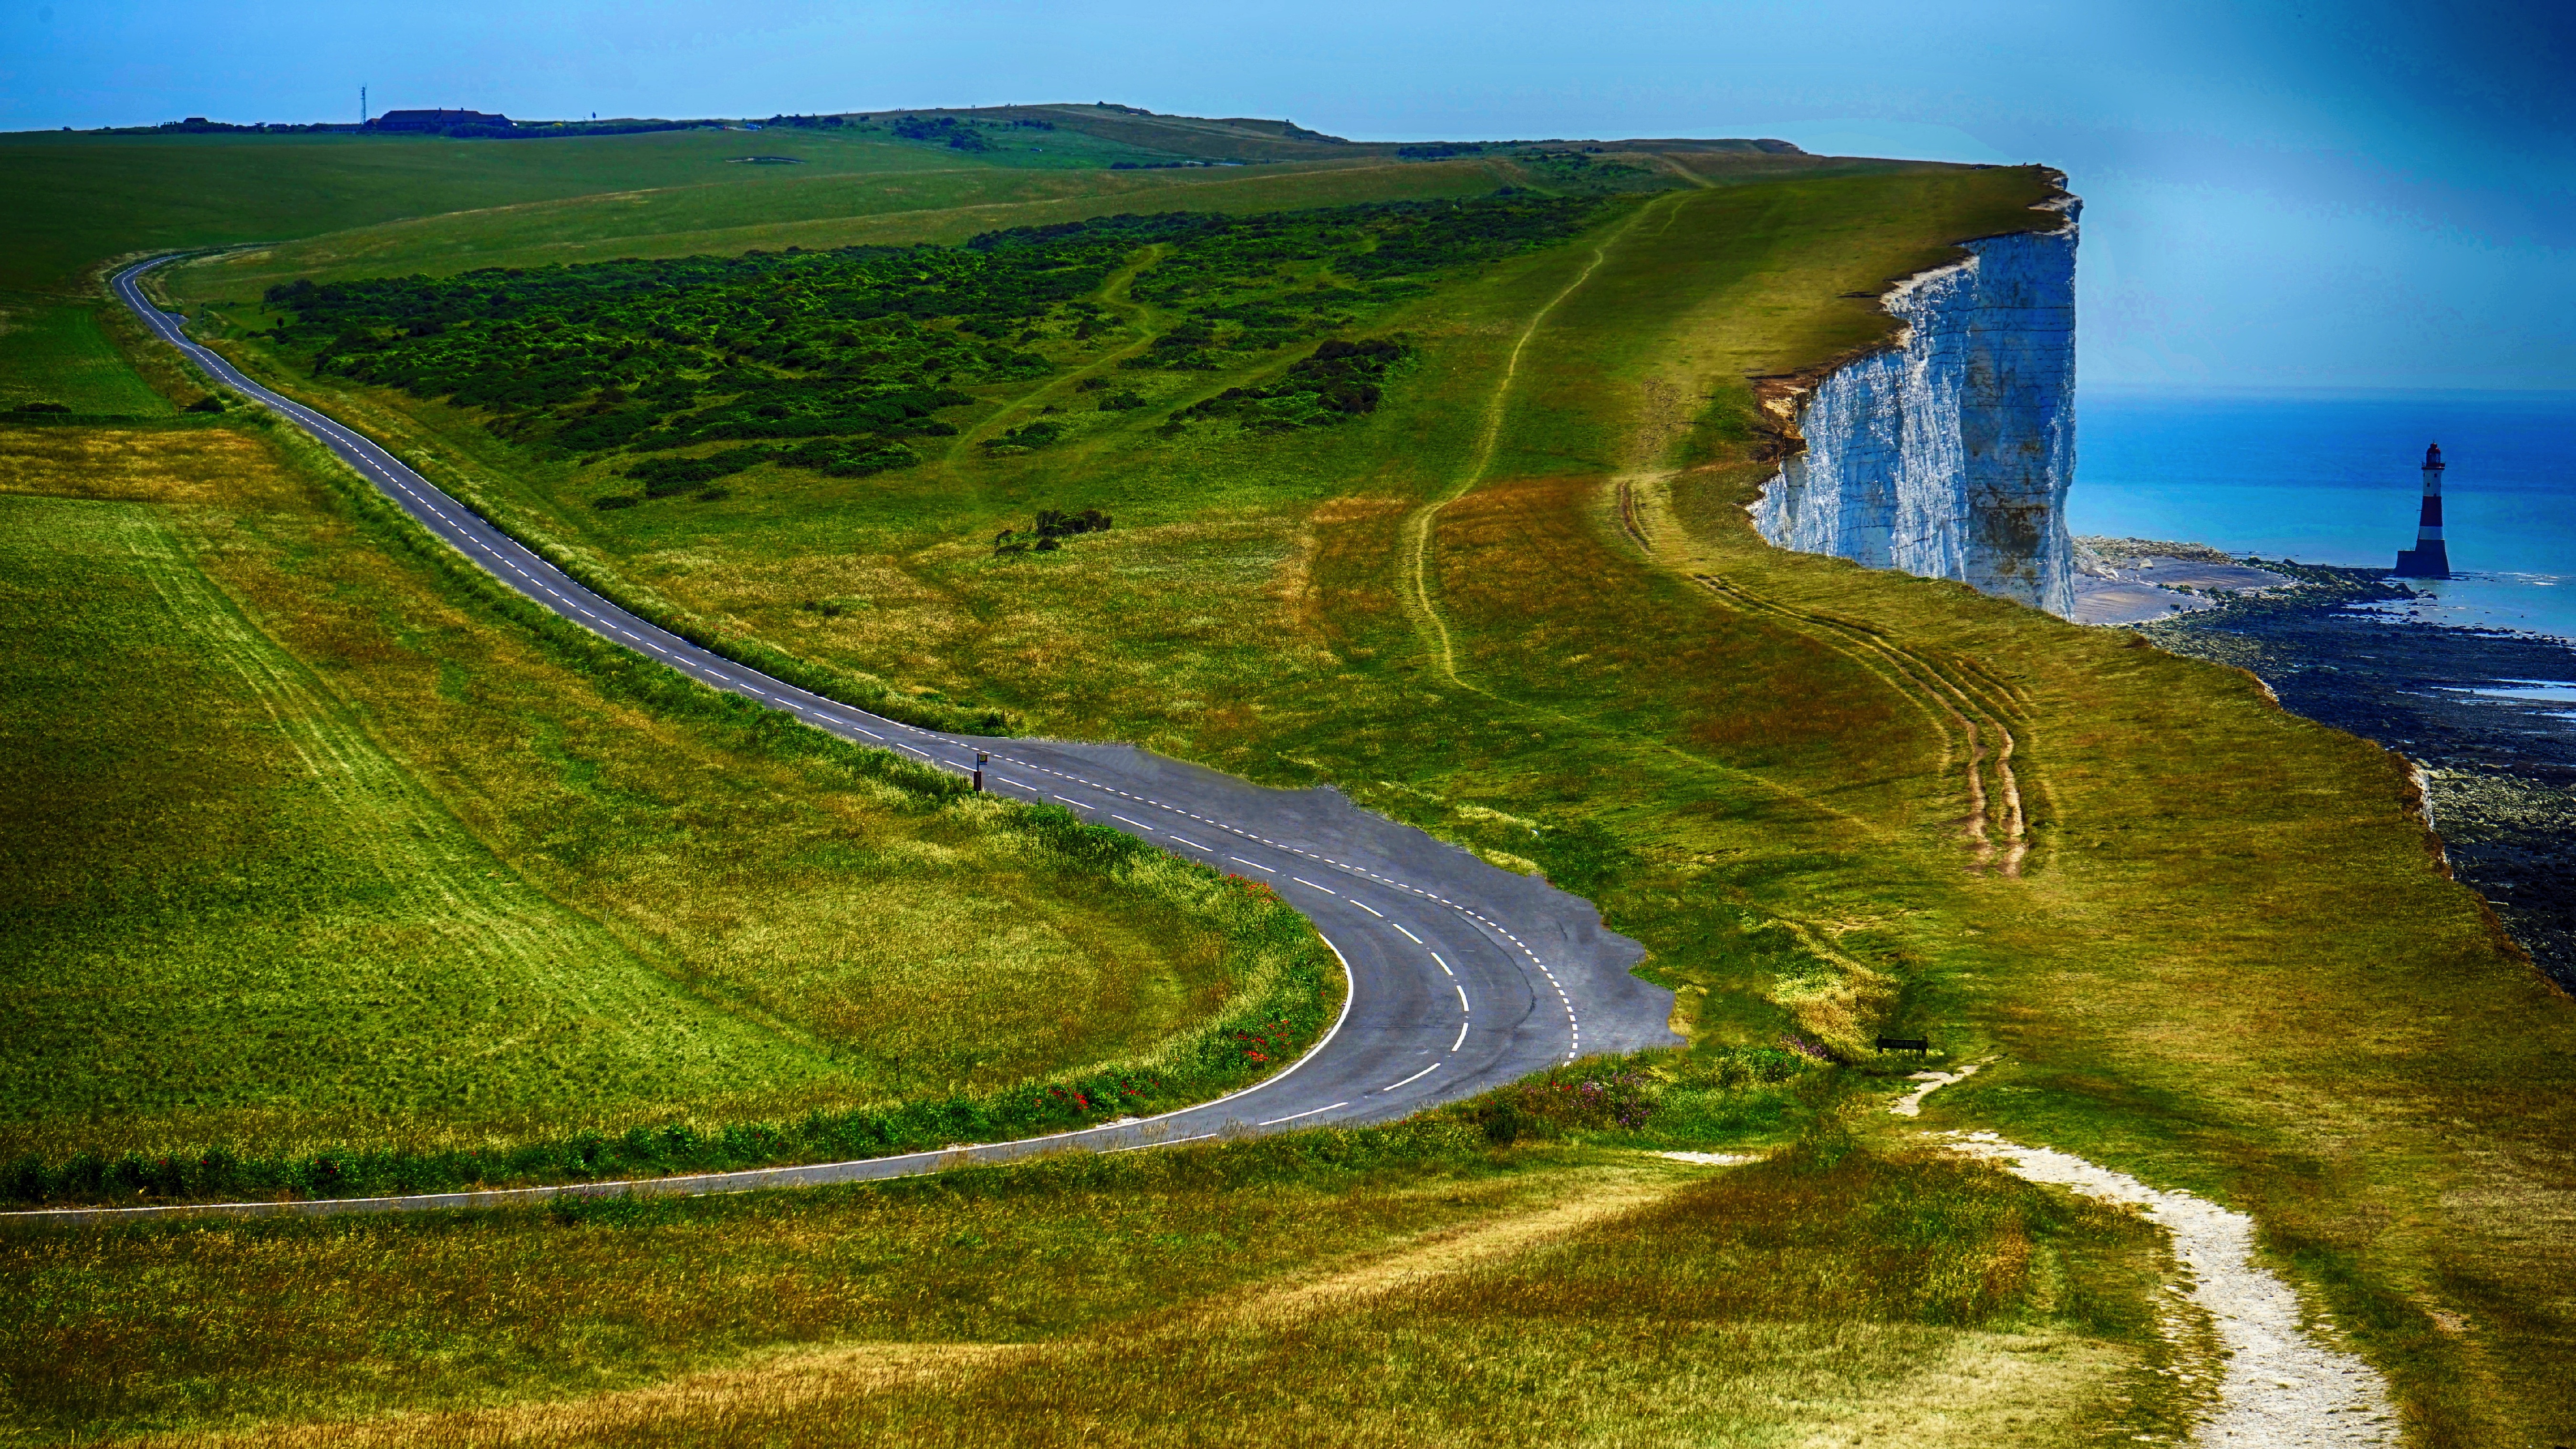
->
[1874,1036,1930,1055]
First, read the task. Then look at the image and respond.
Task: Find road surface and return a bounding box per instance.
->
[31,258,1680,1224]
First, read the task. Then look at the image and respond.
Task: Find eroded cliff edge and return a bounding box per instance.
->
[1749,182,2080,617]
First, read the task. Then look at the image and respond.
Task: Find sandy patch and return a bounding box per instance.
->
[2071,552,2293,627]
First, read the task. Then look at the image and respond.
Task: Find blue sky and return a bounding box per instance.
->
[8,0,2570,391]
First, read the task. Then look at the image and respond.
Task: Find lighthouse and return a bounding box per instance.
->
[2392,442,2451,579]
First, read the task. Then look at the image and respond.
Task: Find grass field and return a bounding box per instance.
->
[0,1128,2208,1446]
[162,153,2576,1446]
[10,114,2574,1444]
[0,126,982,294]
[0,416,1329,1169]
[0,291,174,413]
[4,111,1859,300]
[0,477,840,1156]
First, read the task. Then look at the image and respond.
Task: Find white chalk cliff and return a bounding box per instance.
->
[1749,189,2079,617]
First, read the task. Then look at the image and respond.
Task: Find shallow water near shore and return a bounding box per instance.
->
[2070,387,2576,643]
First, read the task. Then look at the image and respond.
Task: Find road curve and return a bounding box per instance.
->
[28,258,1679,1225]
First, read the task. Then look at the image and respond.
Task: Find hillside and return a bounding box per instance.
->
[0,110,2568,1447]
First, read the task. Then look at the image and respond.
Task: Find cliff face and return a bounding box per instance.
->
[1749,194,2079,617]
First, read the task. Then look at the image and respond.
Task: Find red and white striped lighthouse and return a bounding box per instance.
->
[2392,442,2451,579]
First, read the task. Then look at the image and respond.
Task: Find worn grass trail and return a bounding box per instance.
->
[1402,197,1666,692]
[46,1142,2200,1448]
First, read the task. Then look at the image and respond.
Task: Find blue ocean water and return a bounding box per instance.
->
[2068,388,2576,642]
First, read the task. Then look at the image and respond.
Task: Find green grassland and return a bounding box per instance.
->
[0,414,1335,1172]
[161,158,2576,1447]
[0,124,1003,295]
[0,1126,2210,1446]
[161,156,1536,304]
[6,106,1858,301]
[0,482,844,1152]
[0,291,174,414]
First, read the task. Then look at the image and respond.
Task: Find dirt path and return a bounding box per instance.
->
[1888,1062,1979,1116]
[1615,471,2036,873]
[945,243,1170,458]
[1945,1131,2398,1447]
[1401,200,1665,690]
[1230,1165,1691,1325]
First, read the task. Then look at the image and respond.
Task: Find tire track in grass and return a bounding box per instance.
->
[1401,201,1663,693]
[1692,566,2034,874]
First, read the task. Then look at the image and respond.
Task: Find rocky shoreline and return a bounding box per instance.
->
[2128,555,2576,994]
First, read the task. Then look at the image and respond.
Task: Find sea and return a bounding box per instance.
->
[2068,387,2576,645]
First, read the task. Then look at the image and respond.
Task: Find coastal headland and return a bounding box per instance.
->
[2,110,2569,1446]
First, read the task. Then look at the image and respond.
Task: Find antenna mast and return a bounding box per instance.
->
[361,85,368,124]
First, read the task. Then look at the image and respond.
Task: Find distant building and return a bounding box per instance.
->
[2392,443,2451,579]
[370,109,513,133]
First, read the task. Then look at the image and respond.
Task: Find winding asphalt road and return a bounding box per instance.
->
[31,258,1678,1224]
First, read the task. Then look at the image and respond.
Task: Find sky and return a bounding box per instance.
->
[7,0,2572,392]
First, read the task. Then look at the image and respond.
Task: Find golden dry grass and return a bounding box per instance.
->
[0,424,256,503]
[72,1145,2192,1449]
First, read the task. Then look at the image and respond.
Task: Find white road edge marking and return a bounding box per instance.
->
[1379,1061,1441,1093]
[1256,1102,1350,1128]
